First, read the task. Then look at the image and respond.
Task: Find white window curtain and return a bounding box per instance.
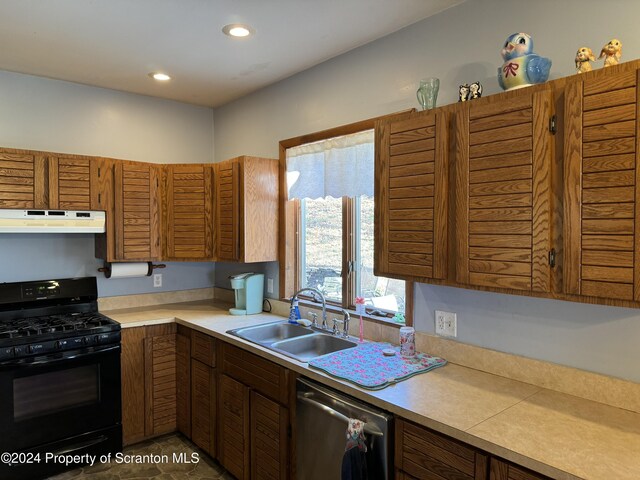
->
[286,129,374,200]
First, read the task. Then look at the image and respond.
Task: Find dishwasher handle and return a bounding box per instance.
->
[297,392,383,437]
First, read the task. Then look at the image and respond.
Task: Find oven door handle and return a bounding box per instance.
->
[2,345,120,368]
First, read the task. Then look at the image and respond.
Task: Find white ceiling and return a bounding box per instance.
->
[0,0,462,107]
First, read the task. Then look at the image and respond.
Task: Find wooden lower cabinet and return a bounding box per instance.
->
[191,358,216,456]
[396,418,552,480]
[121,326,146,445]
[121,324,177,446]
[490,458,550,480]
[176,326,191,438]
[219,341,292,480]
[395,418,488,480]
[218,374,251,480]
[250,391,289,480]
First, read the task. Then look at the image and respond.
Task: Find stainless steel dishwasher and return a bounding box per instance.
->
[296,377,393,480]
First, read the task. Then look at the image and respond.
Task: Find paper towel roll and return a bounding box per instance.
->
[105,262,153,279]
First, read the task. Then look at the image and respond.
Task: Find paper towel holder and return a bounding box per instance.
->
[98,262,166,278]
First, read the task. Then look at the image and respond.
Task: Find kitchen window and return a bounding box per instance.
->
[283,124,411,323]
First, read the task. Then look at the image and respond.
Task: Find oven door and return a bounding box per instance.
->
[0,344,121,453]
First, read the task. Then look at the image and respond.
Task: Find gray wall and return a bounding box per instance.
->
[212,0,640,382]
[0,70,217,297]
[0,234,215,297]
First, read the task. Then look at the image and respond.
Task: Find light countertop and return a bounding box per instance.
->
[105,300,640,480]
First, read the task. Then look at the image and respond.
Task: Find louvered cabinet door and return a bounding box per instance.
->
[0,149,47,209]
[144,332,177,437]
[456,88,554,292]
[376,111,449,279]
[564,70,640,300]
[114,161,161,261]
[48,156,92,209]
[218,374,250,480]
[165,164,213,260]
[215,159,241,261]
[250,391,289,480]
[191,358,216,456]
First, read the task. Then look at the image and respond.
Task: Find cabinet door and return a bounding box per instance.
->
[490,458,550,480]
[48,156,92,210]
[114,161,161,261]
[250,391,289,480]
[215,159,241,261]
[564,70,640,300]
[218,374,250,480]
[0,148,47,209]
[243,157,279,263]
[456,88,554,292]
[395,418,488,480]
[165,164,213,260]
[376,111,449,279]
[144,329,177,437]
[176,327,191,438]
[121,327,146,446]
[191,358,216,456]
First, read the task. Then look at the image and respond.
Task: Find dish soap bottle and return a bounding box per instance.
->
[288,298,301,324]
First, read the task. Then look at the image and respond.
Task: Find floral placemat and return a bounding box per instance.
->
[308,342,447,390]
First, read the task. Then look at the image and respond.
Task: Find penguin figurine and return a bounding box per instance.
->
[498,33,552,91]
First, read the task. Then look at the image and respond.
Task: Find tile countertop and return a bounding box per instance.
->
[105,300,640,480]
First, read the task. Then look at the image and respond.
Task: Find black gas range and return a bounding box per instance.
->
[0,277,122,480]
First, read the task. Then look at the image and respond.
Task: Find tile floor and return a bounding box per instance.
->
[50,434,231,480]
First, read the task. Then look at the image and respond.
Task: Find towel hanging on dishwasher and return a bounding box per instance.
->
[341,418,368,480]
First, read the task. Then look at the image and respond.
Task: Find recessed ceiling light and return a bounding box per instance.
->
[149,72,171,81]
[222,24,253,38]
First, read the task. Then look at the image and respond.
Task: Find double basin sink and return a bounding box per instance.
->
[227,321,357,362]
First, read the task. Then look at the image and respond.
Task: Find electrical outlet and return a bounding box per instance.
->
[153,273,162,288]
[435,310,457,337]
[267,278,274,294]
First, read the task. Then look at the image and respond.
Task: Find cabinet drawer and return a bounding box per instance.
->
[490,458,550,480]
[191,330,216,367]
[221,342,290,406]
[396,419,488,480]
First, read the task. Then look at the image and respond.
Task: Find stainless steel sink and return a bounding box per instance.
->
[271,333,357,362]
[228,321,314,345]
[227,321,358,362]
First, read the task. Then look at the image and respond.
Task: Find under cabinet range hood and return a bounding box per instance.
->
[0,209,106,233]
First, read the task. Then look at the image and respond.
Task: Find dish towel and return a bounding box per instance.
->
[341,418,368,480]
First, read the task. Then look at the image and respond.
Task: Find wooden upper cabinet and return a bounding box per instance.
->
[114,161,161,261]
[376,110,449,279]
[564,69,640,301]
[214,156,279,263]
[164,164,214,260]
[456,88,555,293]
[48,155,94,210]
[0,148,47,209]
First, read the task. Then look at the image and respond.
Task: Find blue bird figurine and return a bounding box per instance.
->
[498,33,551,91]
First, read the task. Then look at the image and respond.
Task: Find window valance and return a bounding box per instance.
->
[286,129,374,200]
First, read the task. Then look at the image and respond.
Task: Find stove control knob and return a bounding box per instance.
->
[55,340,68,350]
[13,346,25,357]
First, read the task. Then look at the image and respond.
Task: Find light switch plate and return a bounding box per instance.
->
[267,278,274,294]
